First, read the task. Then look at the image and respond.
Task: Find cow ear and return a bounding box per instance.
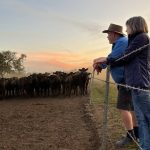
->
[85,68,88,71]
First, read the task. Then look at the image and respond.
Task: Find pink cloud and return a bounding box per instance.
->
[24,49,108,72]
[24,52,89,72]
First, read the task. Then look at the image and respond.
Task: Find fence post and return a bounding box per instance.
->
[100,66,110,150]
[89,70,95,104]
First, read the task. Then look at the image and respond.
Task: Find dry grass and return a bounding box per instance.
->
[90,79,138,150]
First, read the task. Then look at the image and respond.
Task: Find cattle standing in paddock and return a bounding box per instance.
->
[53,71,67,95]
[39,73,51,97]
[0,78,5,99]
[49,74,61,96]
[18,77,28,96]
[0,68,91,99]
[71,72,80,96]
[64,72,74,96]
[64,68,91,96]
[78,68,91,96]
[5,77,20,97]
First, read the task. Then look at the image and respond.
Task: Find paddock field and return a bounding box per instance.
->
[0,96,100,150]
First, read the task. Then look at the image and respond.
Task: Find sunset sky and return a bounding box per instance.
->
[0,0,150,73]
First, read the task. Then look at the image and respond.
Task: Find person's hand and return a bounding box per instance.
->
[93,57,107,75]
[93,57,107,64]
[93,63,102,75]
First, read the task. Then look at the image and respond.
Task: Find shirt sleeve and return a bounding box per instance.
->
[107,40,128,63]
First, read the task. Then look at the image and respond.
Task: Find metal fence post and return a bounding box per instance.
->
[100,66,110,150]
[89,70,95,104]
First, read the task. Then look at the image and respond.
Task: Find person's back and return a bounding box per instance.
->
[124,32,150,88]
[108,36,128,83]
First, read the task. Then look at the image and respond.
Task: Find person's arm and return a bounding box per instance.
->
[107,34,149,66]
[93,39,127,66]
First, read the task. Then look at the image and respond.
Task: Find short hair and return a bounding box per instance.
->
[126,16,148,34]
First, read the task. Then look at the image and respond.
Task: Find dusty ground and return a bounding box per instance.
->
[0,96,100,150]
[87,103,138,150]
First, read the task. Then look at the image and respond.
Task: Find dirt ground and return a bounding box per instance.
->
[0,96,100,150]
[87,103,138,150]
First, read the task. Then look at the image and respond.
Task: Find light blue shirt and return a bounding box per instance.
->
[107,36,128,83]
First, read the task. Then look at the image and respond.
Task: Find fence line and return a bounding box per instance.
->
[89,70,95,104]
[99,66,110,150]
[107,104,142,150]
[92,77,150,93]
[89,41,150,150]
[89,69,145,150]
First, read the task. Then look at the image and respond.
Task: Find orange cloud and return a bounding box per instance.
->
[24,48,108,72]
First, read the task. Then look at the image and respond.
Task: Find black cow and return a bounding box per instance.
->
[0,78,5,99]
[49,74,61,96]
[78,68,91,96]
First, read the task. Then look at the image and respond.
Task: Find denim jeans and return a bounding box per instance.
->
[132,90,150,150]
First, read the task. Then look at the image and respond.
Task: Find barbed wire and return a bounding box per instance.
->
[90,42,150,150]
[92,42,150,92]
[89,77,143,150]
[115,43,150,62]
[89,73,146,150]
[92,77,150,93]
[107,105,142,150]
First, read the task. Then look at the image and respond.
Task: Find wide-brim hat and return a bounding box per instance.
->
[102,23,125,35]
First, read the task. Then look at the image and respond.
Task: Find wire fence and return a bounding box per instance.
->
[89,42,150,150]
[89,68,148,150]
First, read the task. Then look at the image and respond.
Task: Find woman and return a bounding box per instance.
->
[94,16,150,149]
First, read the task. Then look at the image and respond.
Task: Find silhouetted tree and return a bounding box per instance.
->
[0,51,26,77]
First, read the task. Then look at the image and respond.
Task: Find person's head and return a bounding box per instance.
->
[107,32,123,44]
[102,23,125,44]
[126,16,148,35]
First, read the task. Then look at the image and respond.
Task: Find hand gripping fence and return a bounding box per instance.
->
[89,43,150,150]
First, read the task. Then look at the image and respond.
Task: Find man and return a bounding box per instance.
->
[93,24,138,147]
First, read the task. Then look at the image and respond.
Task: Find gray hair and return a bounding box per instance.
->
[126,16,148,34]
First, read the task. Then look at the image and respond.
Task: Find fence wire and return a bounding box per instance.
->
[90,66,150,150]
[89,70,145,150]
[89,36,150,150]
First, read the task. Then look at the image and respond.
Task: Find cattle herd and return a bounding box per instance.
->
[0,68,91,100]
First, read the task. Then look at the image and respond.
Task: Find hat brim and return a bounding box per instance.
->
[102,30,126,36]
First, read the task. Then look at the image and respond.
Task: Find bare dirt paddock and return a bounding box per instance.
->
[0,97,100,150]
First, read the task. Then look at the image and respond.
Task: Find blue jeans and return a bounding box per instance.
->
[132,90,150,150]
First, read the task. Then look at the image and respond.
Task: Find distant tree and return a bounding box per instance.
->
[0,51,26,77]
